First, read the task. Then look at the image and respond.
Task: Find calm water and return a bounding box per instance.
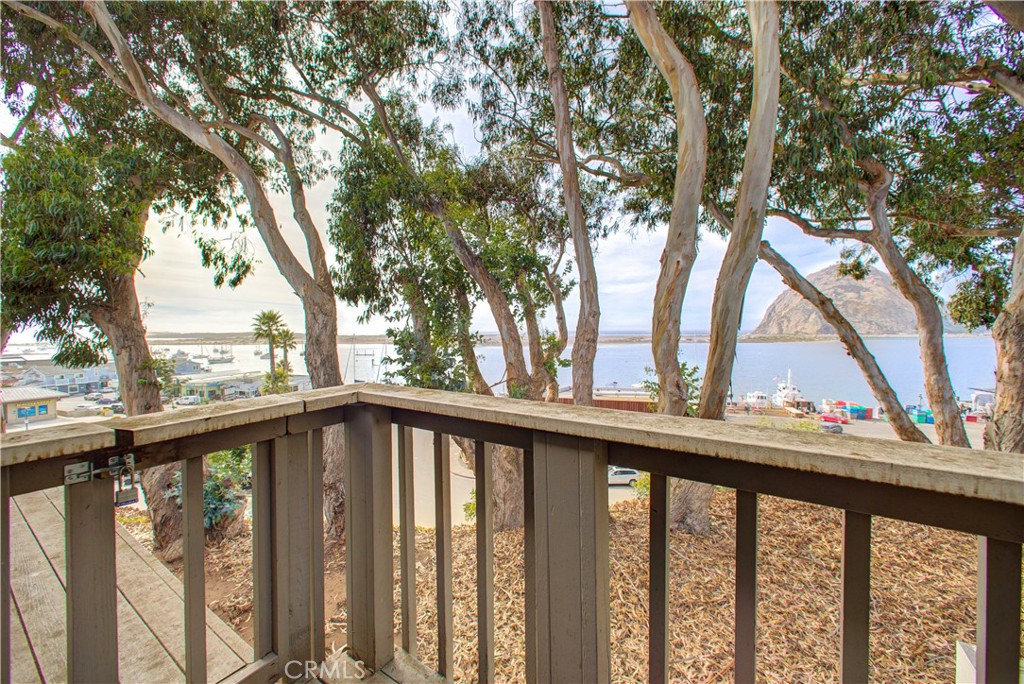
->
[153,335,995,409]
[474,336,997,408]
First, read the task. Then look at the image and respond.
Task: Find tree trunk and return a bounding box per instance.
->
[699,0,780,420]
[268,339,276,377]
[442,219,530,391]
[81,1,349,539]
[988,1,1024,33]
[491,443,525,530]
[757,240,930,443]
[862,174,970,447]
[629,0,713,534]
[91,271,185,561]
[537,0,600,407]
[986,229,1024,453]
[301,285,346,542]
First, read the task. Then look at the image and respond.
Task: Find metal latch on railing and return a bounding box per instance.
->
[64,454,135,485]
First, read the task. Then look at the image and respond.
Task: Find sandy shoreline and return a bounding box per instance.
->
[146,331,989,346]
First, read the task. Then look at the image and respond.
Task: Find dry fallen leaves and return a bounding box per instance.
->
[119,490,1023,683]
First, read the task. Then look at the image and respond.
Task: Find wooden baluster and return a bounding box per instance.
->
[182,457,207,684]
[309,428,326,666]
[251,440,274,661]
[524,448,538,683]
[274,432,312,679]
[398,426,417,657]
[344,405,394,671]
[526,433,610,683]
[977,536,1022,683]
[65,478,118,683]
[475,441,495,683]
[735,490,758,684]
[434,432,454,677]
[840,510,871,683]
[649,473,669,684]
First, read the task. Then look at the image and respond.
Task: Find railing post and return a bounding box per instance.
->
[65,478,118,683]
[272,432,313,680]
[977,536,1022,683]
[344,404,394,672]
[526,432,610,684]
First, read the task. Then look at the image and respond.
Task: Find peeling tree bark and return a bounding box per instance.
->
[537,0,599,406]
[629,0,707,419]
[699,0,781,420]
[628,0,713,534]
[91,272,187,561]
[986,229,1024,454]
[88,206,183,560]
[859,170,971,448]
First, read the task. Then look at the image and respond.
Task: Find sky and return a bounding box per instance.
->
[3,63,862,344]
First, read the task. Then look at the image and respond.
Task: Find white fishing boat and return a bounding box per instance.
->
[771,369,806,408]
[745,391,769,409]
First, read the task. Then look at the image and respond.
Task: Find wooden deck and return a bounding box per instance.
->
[7,488,251,684]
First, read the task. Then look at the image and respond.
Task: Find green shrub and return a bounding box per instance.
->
[464,488,476,521]
[631,472,651,499]
[207,445,252,489]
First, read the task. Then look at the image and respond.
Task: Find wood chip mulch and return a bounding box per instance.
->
[120,490,1023,683]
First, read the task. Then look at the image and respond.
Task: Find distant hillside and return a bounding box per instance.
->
[750,265,964,338]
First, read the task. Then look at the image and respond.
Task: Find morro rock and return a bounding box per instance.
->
[750,265,959,338]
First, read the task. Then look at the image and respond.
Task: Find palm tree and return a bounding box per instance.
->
[277,327,296,377]
[251,310,284,376]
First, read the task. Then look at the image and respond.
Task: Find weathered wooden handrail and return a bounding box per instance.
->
[1,384,1021,683]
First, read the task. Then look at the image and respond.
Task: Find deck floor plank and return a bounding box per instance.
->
[38,487,253,682]
[39,487,252,674]
[10,593,43,684]
[15,490,185,684]
[8,501,66,683]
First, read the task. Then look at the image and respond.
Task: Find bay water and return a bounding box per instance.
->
[163,335,995,410]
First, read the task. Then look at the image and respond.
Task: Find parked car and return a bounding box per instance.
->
[608,467,641,487]
[100,387,117,394]
[84,392,102,401]
[819,422,844,435]
[110,402,126,414]
[96,397,116,405]
[175,396,201,406]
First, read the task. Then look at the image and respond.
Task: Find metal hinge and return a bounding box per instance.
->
[64,454,135,485]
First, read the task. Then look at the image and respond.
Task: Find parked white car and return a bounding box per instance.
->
[608,467,641,487]
[83,392,102,401]
[100,387,117,394]
[175,396,201,406]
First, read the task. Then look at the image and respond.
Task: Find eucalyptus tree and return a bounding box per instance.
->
[330,103,578,528]
[0,130,240,559]
[459,0,620,406]
[3,0,448,538]
[536,0,600,406]
[766,0,1022,448]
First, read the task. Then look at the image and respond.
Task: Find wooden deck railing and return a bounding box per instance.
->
[1,384,1021,683]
